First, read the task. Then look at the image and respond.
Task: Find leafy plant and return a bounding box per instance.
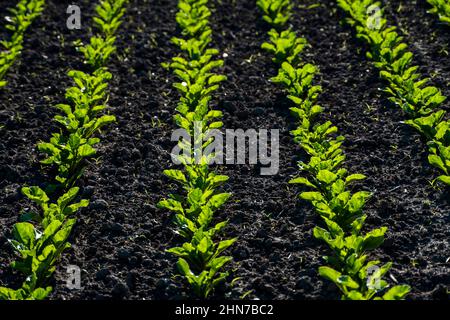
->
[158,0,235,298]
[75,0,128,69]
[337,0,450,186]
[0,0,128,300]
[38,68,115,190]
[258,0,306,66]
[0,187,88,300]
[159,166,236,298]
[0,0,45,88]
[262,29,308,65]
[256,0,292,28]
[427,0,450,25]
[259,0,410,300]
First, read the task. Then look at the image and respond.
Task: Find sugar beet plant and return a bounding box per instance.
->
[337,0,450,186]
[0,0,45,88]
[427,0,450,25]
[258,0,410,300]
[0,0,128,300]
[158,0,236,298]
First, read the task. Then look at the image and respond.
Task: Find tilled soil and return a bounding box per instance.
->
[0,0,448,300]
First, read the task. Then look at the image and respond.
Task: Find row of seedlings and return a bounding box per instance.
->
[0,0,129,300]
[0,0,45,88]
[157,0,237,298]
[427,0,450,25]
[256,0,411,300]
[337,0,450,186]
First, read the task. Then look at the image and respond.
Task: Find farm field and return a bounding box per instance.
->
[0,0,449,303]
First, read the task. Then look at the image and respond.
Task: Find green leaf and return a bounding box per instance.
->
[38,142,60,155]
[300,191,323,202]
[323,217,344,237]
[177,258,193,277]
[187,188,203,207]
[208,174,229,186]
[31,287,52,300]
[318,266,341,283]
[157,199,184,215]
[197,237,209,255]
[362,227,387,251]
[208,75,227,85]
[289,176,316,188]
[216,238,237,255]
[57,187,80,208]
[208,193,231,209]
[163,169,187,183]
[53,219,75,246]
[78,144,96,158]
[64,199,89,216]
[41,220,63,244]
[347,191,371,213]
[208,256,232,272]
[12,222,36,248]
[383,285,411,300]
[337,275,359,289]
[281,61,296,80]
[317,170,338,185]
[345,173,366,184]
[437,175,450,186]
[22,187,49,206]
[346,290,364,300]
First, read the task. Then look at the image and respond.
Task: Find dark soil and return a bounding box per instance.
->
[0,0,448,300]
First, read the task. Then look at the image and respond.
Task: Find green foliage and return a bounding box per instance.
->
[0,274,51,300]
[286,65,410,299]
[176,0,211,38]
[338,0,450,186]
[76,0,129,68]
[159,169,231,238]
[164,0,226,146]
[39,68,114,189]
[427,0,450,25]
[38,0,129,190]
[0,0,128,300]
[285,68,409,297]
[261,29,308,65]
[256,0,292,29]
[0,0,45,88]
[76,36,117,69]
[159,0,235,298]
[260,0,410,299]
[93,0,128,37]
[0,187,88,300]
[338,0,446,117]
[169,230,236,298]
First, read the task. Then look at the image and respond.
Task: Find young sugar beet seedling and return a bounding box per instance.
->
[158,0,236,298]
[257,0,292,29]
[0,187,88,299]
[427,0,450,25]
[258,0,410,300]
[337,0,450,186]
[0,0,128,300]
[0,0,45,88]
[75,0,128,69]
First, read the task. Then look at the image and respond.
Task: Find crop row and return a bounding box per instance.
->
[0,0,128,300]
[337,0,450,187]
[157,0,236,298]
[0,0,45,88]
[1,0,447,300]
[428,0,450,25]
[257,0,410,300]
